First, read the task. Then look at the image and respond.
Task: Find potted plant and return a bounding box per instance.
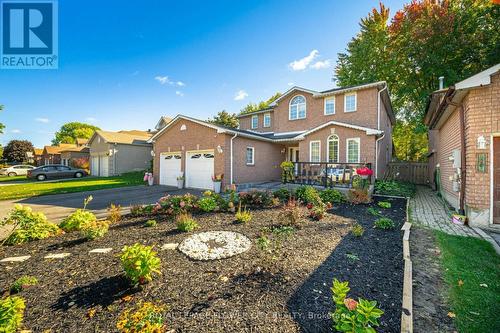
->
[176,174,184,189]
[212,174,223,194]
[355,167,373,189]
[144,172,154,186]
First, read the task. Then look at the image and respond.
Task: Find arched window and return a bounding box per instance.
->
[289,95,306,120]
[327,134,339,163]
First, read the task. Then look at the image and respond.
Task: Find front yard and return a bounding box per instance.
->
[0,188,406,332]
[0,172,145,201]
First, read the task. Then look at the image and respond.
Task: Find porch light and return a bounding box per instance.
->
[280,148,286,154]
[477,135,487,149]
[150,150,155,157]
[217,145,223,154]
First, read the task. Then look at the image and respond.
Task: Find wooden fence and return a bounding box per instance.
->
[385,162,429,185]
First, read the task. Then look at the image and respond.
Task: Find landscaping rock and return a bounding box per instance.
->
[89,248,113,254]
[160,243,179,250]
[178,231,251,260]
[0,255,31,263]
[44,253,71,259]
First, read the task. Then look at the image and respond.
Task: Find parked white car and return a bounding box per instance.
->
[0,165,35,177]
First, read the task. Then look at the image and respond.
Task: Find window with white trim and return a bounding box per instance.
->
[344,93,357,112]
[346,138,360,163]
[327,134,339,163]
[324,97,335,115]
[309,141,321,163]
[246,147,255,165]
[289,95,306,120]
[251,115,258,129]
[263,113,271,127]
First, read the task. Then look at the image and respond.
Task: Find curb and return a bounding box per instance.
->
[401,197,413,333]
[472,227,500,256]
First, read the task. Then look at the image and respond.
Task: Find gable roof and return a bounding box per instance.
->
[89,130,153,146]
[149,114,383,144]
[425,64,500,129]
[76,138,88,146]
[59,146,90,153]
[155,116,173,130]
[43,144,77,155]
[33,148,43,156]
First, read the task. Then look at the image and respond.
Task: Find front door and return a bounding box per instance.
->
[493,137,500,224]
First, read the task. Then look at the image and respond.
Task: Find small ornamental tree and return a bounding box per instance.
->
[3,140,34,163]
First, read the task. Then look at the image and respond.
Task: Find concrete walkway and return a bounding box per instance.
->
[409,186,479,238]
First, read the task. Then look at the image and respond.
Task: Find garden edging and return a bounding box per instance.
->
[401,197,413,333]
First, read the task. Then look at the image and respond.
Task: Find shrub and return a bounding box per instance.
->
[351,224,365,237]
[347,189,371,204]
[120,243,161,285]
[280,161,295,182]
[273,188,292,202]
[144,219,157,227]
[320,189,345,205]
[374,217,395,229]
[130,204,154,217]
[367,207,382,217]
[107,203,121,223]
[331,279,383,332]
[116,302,166,333]
[71,157,90,172]
[374,180,416,197]
[238,191,273,207]
[10,276,38,294]
[308,205,326,221]
[176,213,198,232]
[0,296,25,333]
[81,220,109,240]
[156,193,198,215]
[257,226,294,270]
[377,201,391,209]
[60,209,96,232]
[197,196,217,212]
[235,204,252,224]
[1,204,60,245]
[279,199,303,229]
[295,186,322,205]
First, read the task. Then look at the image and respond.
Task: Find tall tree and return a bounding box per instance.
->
[240,92,282,114]
[208,110,239,128]
[52,122,100,145]
[3,140,34,163]
[335,0,499,161]
[0,105,5,134]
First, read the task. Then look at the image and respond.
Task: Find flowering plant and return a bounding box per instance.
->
[331,279,383,332]
[212,174,224,182]
[356,167,373,177]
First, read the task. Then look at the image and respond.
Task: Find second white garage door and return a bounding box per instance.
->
[90,156,99,176]
[185,150,215,190]
[99,155,109,177]
[159,153,182,186]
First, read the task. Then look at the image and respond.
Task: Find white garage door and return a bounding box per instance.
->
[99,155,109,177]
[91,156,99,176]
[159,153,182,186]
[185,150,215,190]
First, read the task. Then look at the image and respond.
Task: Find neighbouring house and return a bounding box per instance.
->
[425,64,500,227]
[41,143,77,165]
[32,148,43,166]
[88,130,154,177]
[149,81,394,190]
[60,146,90,167]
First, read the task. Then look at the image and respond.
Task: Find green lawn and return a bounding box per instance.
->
[435,231,500,333]
[0,175,29,182]
[0,172,145,200]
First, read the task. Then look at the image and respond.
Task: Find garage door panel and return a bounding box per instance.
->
[160,153,182,186]
[91,157,99,176]
[186,151,214,190]
[99,156,109,177]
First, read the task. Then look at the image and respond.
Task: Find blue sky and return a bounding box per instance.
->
[0,0,407,148]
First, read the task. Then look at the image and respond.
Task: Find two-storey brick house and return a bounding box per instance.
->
[149,81,395,190]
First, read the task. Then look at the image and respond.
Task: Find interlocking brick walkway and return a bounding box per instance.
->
[409,186,479,238]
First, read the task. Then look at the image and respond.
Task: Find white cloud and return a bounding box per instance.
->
[310,59,331,70]
[289,50,319,71]
[288,82,294,86]
[176,81,185,87]
[154,76,170,85]
[234,90,248,101]
[85,117,97,122]
[175,91,184,97]
[11,129,21,134]
[35,117,49,123]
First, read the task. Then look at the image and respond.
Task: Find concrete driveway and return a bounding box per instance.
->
[0,185,198,222]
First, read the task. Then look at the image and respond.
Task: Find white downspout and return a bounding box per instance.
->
[230,133,238,185]
[375,84,388,179]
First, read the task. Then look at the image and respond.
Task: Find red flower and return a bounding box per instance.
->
[356,167,373,176]
[344,298,358,311]
[306,203,313,209]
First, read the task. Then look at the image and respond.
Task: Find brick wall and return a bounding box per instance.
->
[463,72,500,210]
[437,108,461,208]
[238,112,274,133]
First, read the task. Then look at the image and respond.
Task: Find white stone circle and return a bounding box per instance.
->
[178,231,252,260]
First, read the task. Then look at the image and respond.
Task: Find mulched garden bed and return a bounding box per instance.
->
[0,196,406,332]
